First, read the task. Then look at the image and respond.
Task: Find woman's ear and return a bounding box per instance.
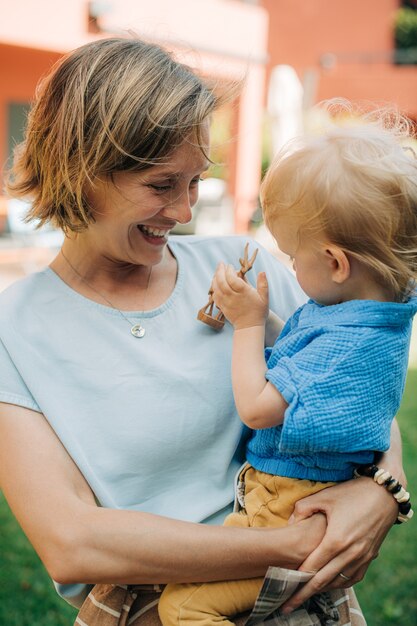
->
[324,245,350,284]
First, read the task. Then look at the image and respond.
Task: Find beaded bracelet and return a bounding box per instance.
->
[354,464,414,524]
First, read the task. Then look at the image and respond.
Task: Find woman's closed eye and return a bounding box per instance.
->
[148,182,174,193]
[148,177,203,194]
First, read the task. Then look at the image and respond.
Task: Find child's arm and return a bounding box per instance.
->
[232,326,288,428]
[265,310,285,347]
[212,263,288,429]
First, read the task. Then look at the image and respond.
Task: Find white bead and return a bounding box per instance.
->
[393,487,407,501]
[397,491,410,503]
[397,509,414,523]
[375,470,391,485]
[374,468,387,482]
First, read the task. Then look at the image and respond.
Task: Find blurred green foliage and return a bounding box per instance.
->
[395,7,417,63]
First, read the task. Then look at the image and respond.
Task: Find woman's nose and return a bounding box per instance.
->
[165,192,193,224]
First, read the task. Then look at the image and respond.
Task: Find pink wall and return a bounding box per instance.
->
[100,0,268,69]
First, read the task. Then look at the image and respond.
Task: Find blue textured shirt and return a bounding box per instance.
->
[246,296,417,481]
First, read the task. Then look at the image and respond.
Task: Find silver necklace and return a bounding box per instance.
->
[60,249,152,338]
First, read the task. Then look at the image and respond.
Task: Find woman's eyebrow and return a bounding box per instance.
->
[150,161,210,179]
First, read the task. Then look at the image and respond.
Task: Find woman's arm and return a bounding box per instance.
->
[0,402,325,586]
[280,419,404,614]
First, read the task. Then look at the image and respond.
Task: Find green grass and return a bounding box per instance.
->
[0,370,416,625]
[0,493,77,625]
[355,367,417,626]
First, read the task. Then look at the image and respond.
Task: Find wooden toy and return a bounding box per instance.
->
[197,243,258,330]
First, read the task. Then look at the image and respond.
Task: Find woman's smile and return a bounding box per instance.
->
[137,224,172,246]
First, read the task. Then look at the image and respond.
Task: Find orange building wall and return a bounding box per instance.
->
[262,0,417,118]
[0,44,60,176]
[264,0,395,64]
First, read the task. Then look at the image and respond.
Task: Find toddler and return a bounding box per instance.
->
[159,105,417,625]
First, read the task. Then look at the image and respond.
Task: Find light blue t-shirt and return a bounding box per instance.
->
[0,235,305,606]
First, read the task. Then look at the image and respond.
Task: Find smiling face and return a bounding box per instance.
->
[81,127,210,268]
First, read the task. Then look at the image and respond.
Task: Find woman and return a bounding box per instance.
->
[0,37,405,624]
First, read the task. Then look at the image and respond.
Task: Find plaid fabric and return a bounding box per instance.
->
[245,567,365,626]
[75,569,366,626]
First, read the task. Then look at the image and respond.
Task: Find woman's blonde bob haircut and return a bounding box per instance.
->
[261,101,417,301]
[7,37,224,233]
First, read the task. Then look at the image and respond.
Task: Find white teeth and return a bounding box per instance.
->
[139,225,169,237]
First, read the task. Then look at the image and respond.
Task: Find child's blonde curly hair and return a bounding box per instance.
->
[261,100,417,302]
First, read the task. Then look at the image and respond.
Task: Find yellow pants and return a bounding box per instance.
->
[158,465,334,626]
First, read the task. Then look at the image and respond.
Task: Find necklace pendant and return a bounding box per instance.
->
[131,324,146,338]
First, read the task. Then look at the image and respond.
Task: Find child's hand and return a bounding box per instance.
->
[211,263,269,330]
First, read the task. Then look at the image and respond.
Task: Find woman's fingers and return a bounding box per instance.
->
[300,537,371,586]
[281,548,371,614]
[288,490,326,524]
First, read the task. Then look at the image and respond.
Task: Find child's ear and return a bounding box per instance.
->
[324,245,350,283]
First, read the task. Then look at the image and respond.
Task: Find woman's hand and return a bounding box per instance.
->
[280,475,398,614]
[212,263,269,330]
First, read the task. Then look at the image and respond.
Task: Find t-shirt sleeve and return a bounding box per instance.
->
[266,329,393,454]
[0,337,41,411]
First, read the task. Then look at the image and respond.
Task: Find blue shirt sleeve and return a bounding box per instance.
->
[265,326,399,454]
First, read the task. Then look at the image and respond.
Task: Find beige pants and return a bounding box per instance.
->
[159,466,334,626]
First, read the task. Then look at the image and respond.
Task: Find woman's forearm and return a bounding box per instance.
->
[55,505,326,585]
[0,402,326,587]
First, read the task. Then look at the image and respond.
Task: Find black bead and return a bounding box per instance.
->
[357,464,378,477]
[390,483,403,495]
[399,501,412,514]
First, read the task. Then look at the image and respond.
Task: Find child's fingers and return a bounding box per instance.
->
[256,271,269,305]
[213,263,231,295]
[224,264,246,292]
